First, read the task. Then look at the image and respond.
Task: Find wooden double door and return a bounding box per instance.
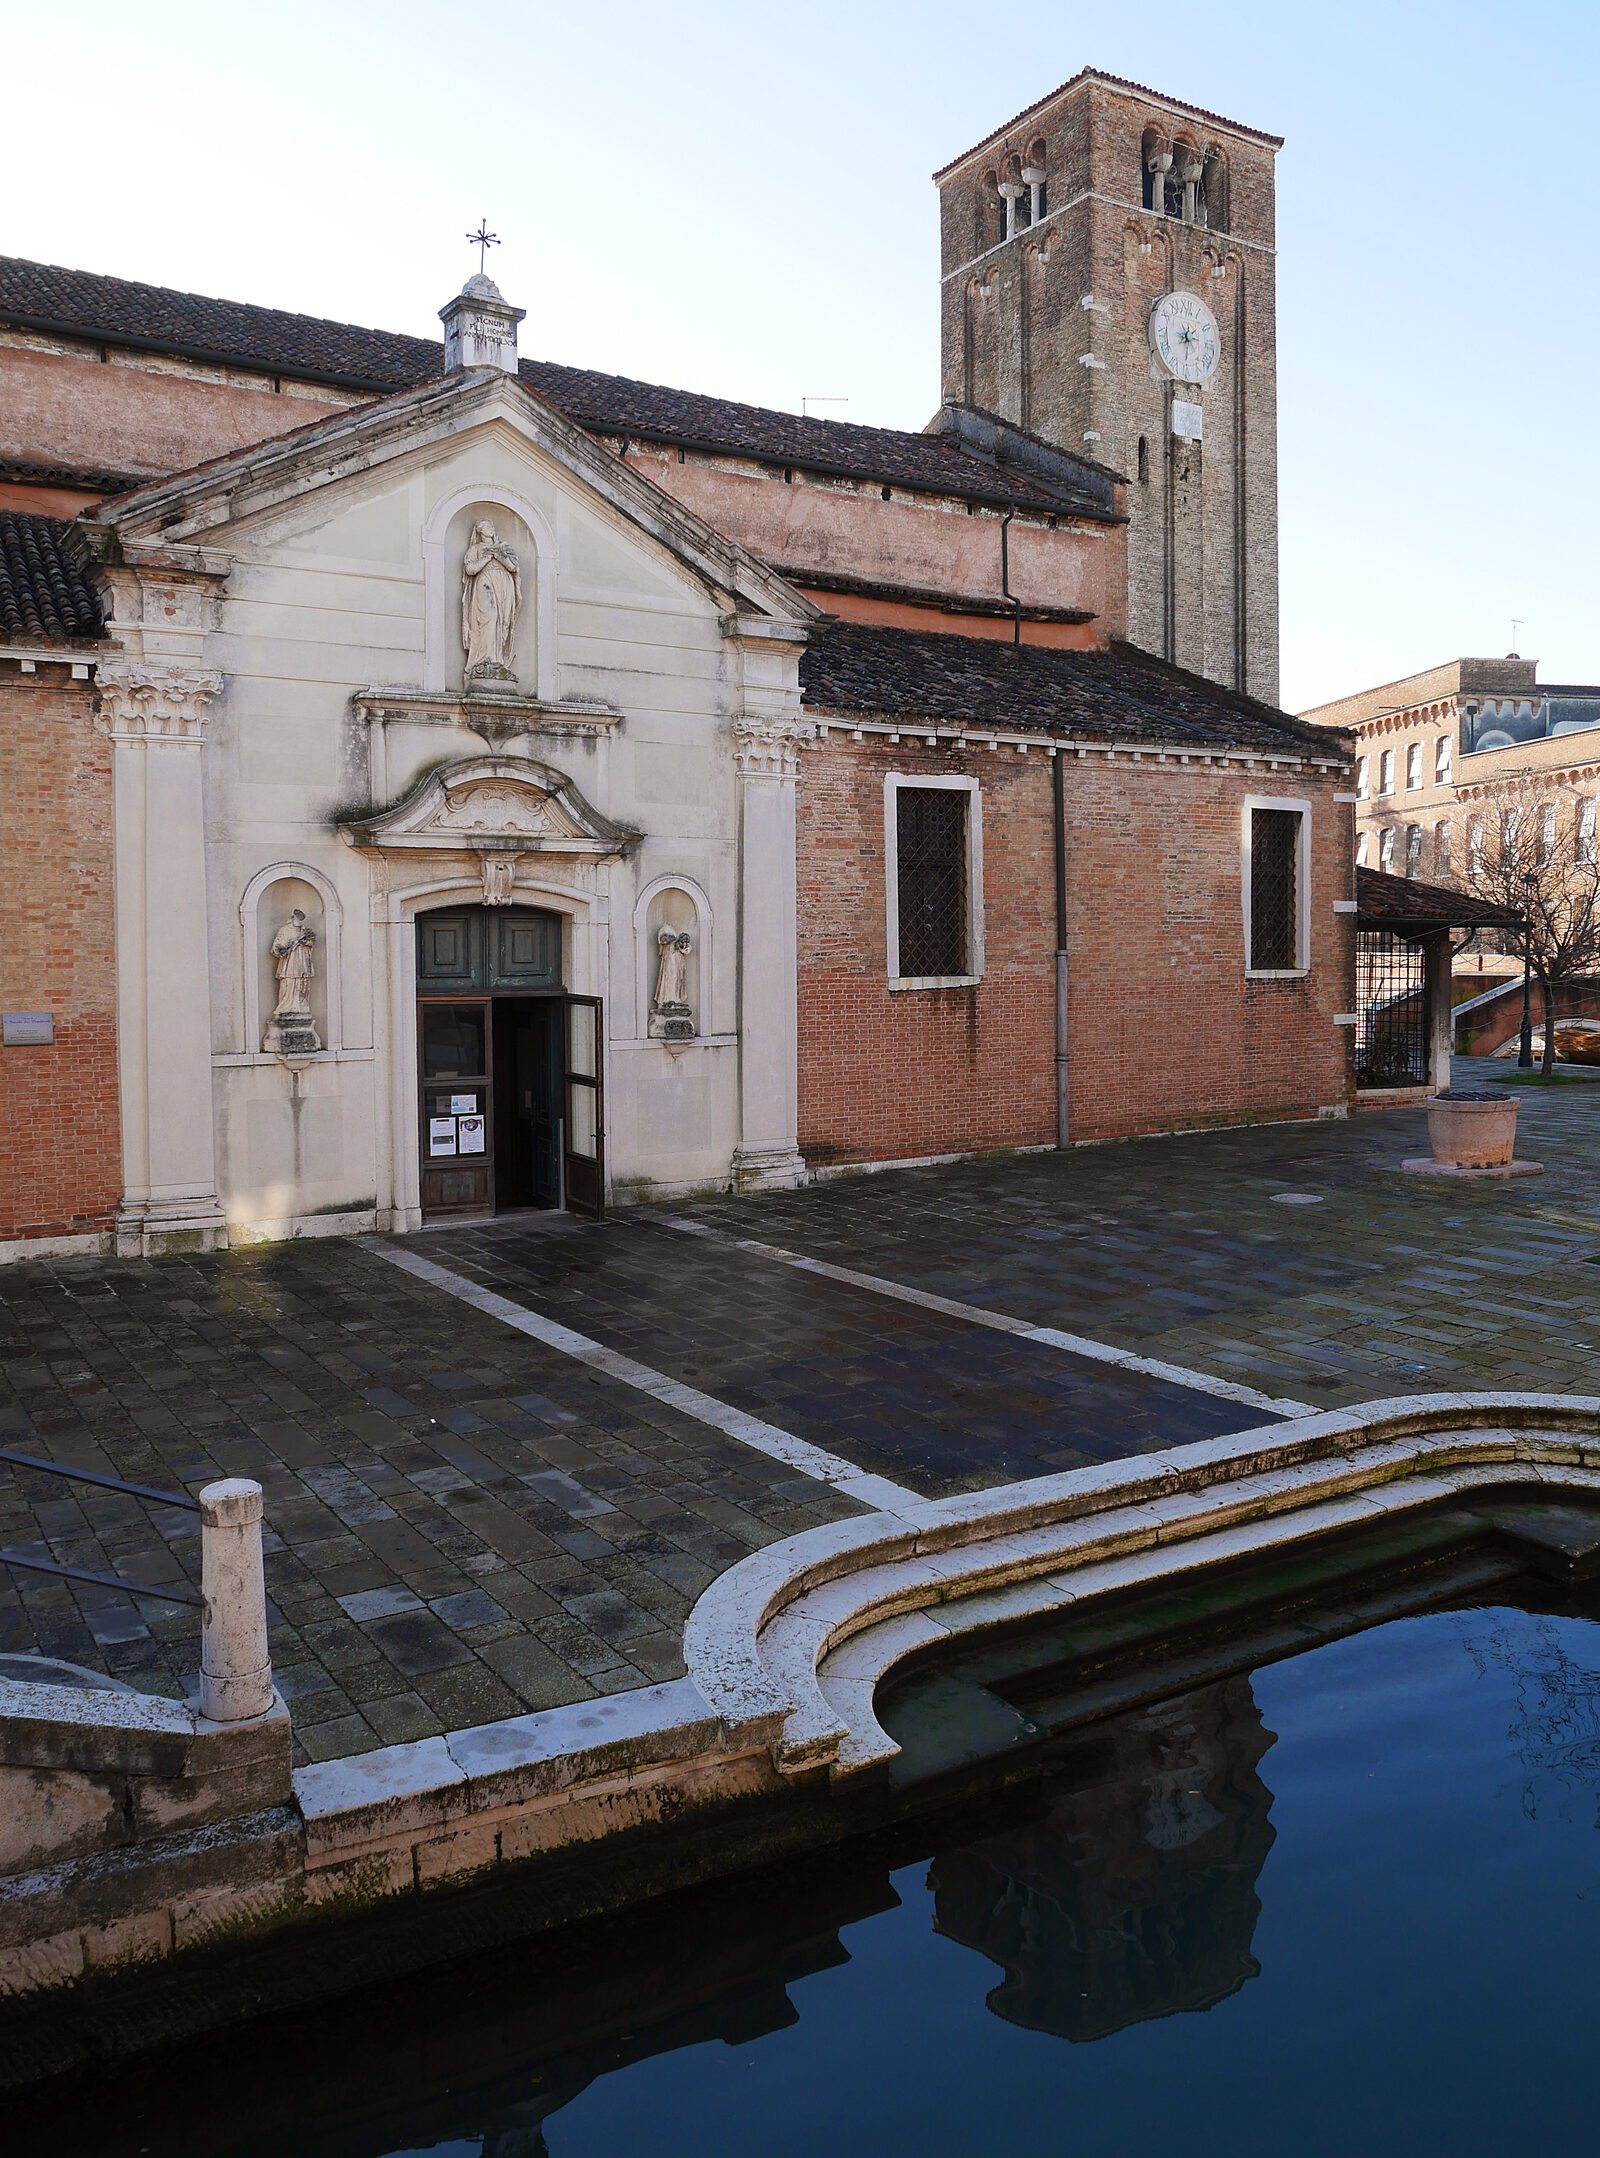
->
[417,907,603,1220]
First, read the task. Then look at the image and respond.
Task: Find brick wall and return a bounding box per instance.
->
[0,662,120,1242]
[797,736,1352,1163]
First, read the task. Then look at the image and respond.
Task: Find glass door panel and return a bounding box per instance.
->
[562,995,604,1219]
[419,999,493,1216]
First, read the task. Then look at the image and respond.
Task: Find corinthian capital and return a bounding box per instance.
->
[733,716,813,779]
[97,660,224,741]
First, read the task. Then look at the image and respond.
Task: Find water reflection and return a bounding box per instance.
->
[929,1677,1277,2041]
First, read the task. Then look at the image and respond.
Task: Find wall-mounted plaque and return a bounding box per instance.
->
[3,1013,53,1046]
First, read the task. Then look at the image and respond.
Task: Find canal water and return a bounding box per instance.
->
[19,1593,1600,2156]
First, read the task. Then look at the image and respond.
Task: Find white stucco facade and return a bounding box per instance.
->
[84,364,820,1253]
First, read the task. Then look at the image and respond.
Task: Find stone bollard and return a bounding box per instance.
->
[198,1478,275,1722]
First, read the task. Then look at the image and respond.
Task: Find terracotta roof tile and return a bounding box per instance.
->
[801,620,1341,757]
[1355,866,1521,930]
[0,512,104,643]
[0,256,1106,517]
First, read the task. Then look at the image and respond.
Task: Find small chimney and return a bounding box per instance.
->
[440,273,525,374]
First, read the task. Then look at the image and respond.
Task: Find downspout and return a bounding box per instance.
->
[999,510,1022,645]
[1053,743,1070,1146]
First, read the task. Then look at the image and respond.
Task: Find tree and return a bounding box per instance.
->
[1453,770,1600,1075]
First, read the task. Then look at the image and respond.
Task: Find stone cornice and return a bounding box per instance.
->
[96,660,224,741]
[340,752,640,856]
[351,686,622,749]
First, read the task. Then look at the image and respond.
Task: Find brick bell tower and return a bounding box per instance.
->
[935,69,1281,706]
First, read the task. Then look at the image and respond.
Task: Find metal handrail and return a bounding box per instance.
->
[0,1444,202,1513]
[0,1444,206,1607]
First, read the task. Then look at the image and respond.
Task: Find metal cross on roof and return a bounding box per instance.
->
[467,221,500,275]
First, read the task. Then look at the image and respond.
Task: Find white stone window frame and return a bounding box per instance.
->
[236,860,345,1060]
[1241,793,1312,979]
[884,772,985,991]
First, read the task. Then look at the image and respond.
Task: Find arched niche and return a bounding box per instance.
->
[422,482,558,701]
[239,862,343,1056]
[633,874,712,1042]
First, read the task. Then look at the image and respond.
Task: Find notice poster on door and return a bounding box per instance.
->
[428,1116,457,1156]
[449,1094,477,1116]
[457,1115,486,1155]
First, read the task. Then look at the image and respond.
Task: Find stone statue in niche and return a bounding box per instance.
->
[263,908,322,1057]
[461,519,521,683]
[651,926,694,1041]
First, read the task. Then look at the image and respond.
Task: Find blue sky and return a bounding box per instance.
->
[11,0,1595,709]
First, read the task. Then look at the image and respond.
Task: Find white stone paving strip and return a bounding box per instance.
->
[362,1238,921,1512]
[661,1217,1314,1418]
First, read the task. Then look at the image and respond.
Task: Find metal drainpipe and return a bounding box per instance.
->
[1053,743,1070,1146]
[999,510,1022,645]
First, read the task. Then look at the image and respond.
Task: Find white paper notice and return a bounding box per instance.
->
[457,1115,486,1156]
[449,1094,477,1115]
[429,1117,457,1156]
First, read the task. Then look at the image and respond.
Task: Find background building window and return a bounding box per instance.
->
[1380,827,1396,872]
[1436,733,1453,784]
[1406,824,1423,875]
[1539,803,1558,865]
[1468,817,1484,871]
[1436,821,1452,874]
[894,786,970,978]
[1406,743,1422,790]
[1355,757,1369,799]
[1378,748,1395,795]
[1248,806,1303,970]
[1580,799,1597,864]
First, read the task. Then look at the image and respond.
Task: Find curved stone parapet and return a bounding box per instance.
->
[682,1393,1600,1781]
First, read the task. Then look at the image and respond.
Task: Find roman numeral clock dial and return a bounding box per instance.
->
[1149,290,1220,384]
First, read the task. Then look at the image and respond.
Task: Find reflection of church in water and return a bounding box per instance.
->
[928,1676,1278,2044]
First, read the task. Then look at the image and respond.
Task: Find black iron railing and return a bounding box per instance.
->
[0,1445,204,1607]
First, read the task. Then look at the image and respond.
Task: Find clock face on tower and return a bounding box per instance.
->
[1149,291,1220,384]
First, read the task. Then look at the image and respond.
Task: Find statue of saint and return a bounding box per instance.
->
[653,927,691,1015]
[461,520,521,682]
[270,910,316,1020]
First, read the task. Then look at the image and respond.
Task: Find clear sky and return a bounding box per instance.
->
[9,0,1595,710]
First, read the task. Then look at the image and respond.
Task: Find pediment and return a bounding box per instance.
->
[340,754,639,857]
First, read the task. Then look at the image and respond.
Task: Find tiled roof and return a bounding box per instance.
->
[0,512,103,643]
[1355,867,1521,931]
[800,620,1342,758]
[0,256,1103,517]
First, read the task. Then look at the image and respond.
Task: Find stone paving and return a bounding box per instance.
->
[3,1063,1598,1767]
[670,1062,1600,1411]
[0,1241,858,1764]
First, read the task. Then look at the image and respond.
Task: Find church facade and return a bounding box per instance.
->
[0,69,1358,1259]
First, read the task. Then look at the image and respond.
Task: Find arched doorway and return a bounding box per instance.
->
[416,905,603,1219]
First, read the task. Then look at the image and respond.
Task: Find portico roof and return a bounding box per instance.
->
[1355,866,1522,934]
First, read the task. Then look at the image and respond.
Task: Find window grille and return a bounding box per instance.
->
[1355,931,1428,1089]
[1249,807,1301,970]
[895,788,968,977]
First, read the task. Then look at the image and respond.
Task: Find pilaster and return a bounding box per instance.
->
[98,659,228,1256]
[724,617,813,1192]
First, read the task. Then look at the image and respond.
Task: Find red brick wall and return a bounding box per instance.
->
[797,737,1056,1163]
[797,736,1353,1162]
[0,662,120,1241]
